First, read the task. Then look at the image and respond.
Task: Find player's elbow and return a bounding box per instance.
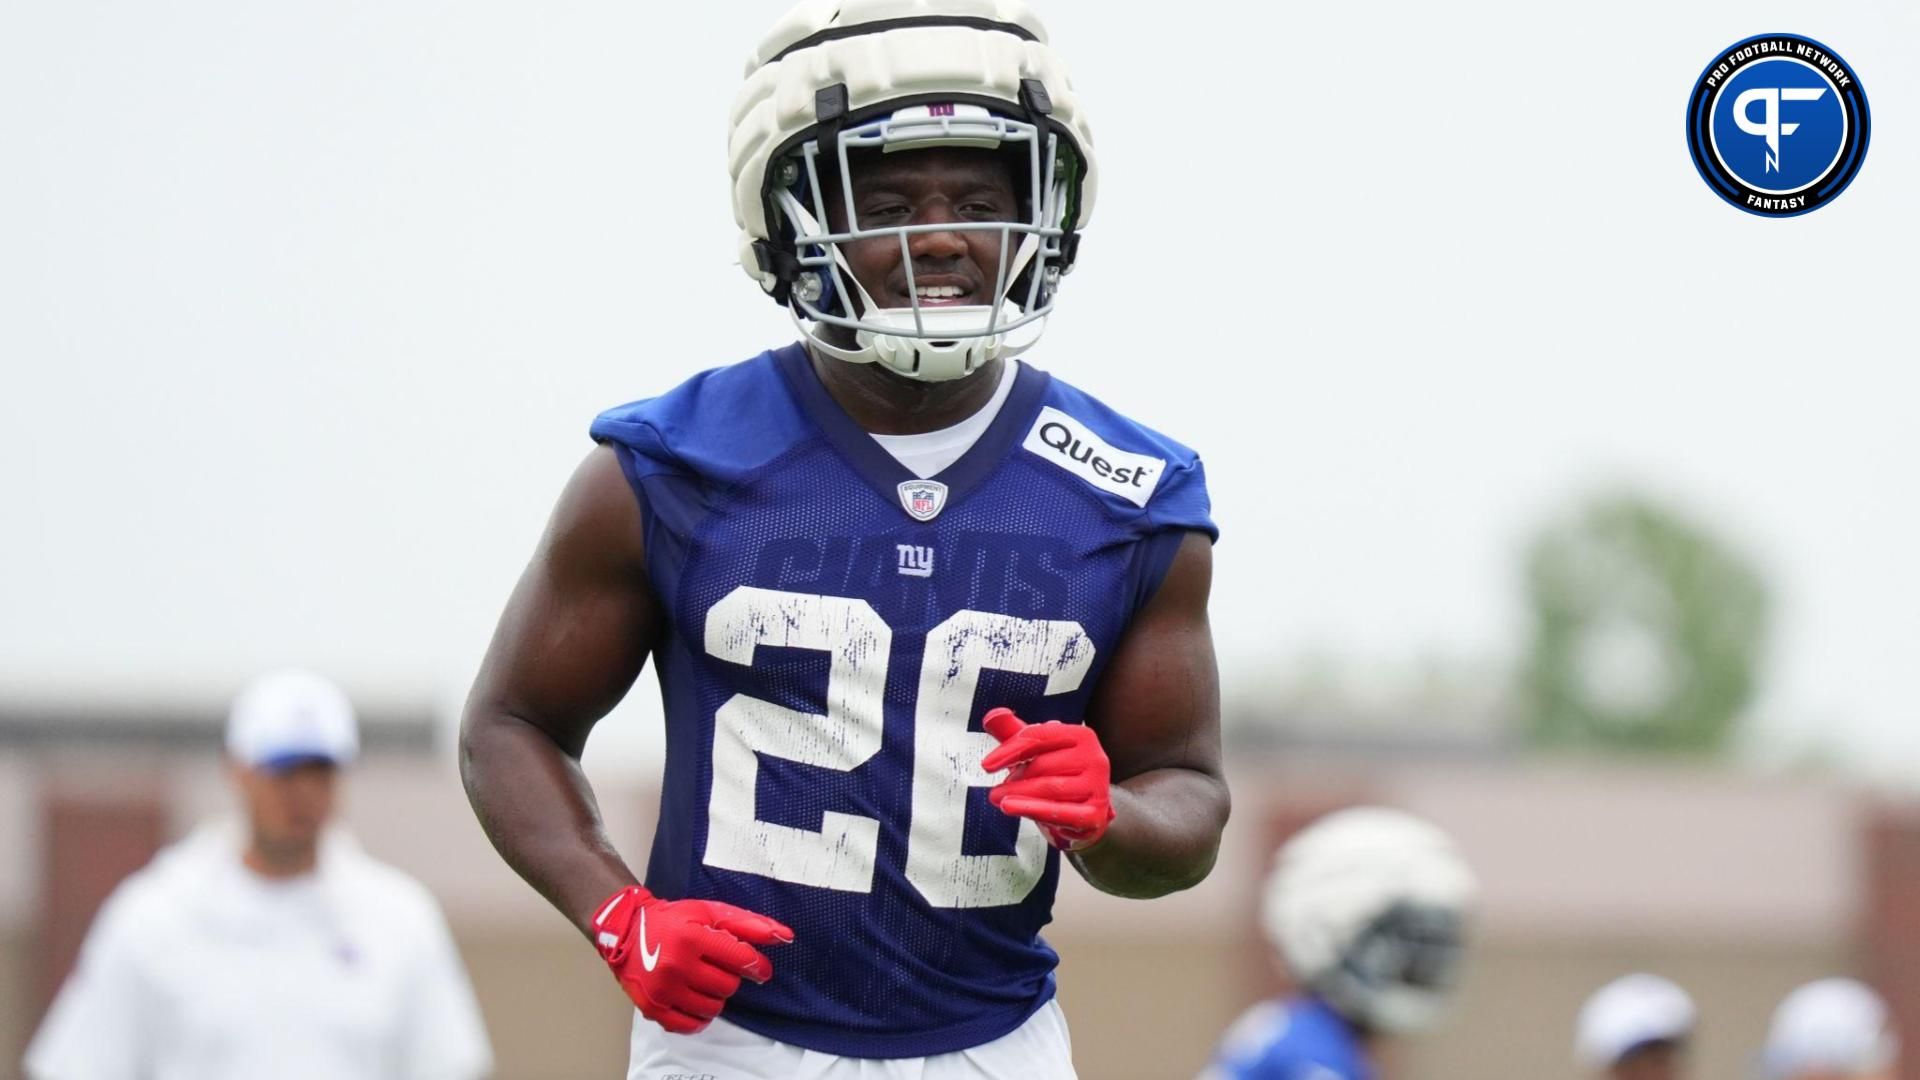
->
[455,699,533,797]
[455,701,496,793]
[1081,773,1230,898]
[1149,844,1225,898]
[1082,843,1222,900]
[1159,773,1233,893]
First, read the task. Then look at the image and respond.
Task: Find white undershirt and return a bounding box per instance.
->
[869,360,1020,479]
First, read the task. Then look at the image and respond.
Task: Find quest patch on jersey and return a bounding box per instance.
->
[1685,33,1870,217]
[1022,407,1165,508]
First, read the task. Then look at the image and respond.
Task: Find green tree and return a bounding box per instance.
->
[1522,493,1769,754]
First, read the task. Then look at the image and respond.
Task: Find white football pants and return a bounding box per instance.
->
[626,999,1076,1080]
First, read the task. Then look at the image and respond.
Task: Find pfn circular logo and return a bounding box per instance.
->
[1686,34,1870,217]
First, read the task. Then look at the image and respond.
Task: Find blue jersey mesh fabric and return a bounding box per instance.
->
[590,344,1214,1058]
[1207,997,1373,1080]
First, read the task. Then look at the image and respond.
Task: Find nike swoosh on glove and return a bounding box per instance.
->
[981,707,1116,852]
[591,885,793,1035]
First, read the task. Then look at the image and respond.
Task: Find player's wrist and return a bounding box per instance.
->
[1047,813,1116,853]
[588,884,791,1035]
[588,883,654,961]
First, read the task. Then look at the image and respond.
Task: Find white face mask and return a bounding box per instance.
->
[775,103,1076,382]
[1354,984,1451,1035]
[1315,902,1468,1035]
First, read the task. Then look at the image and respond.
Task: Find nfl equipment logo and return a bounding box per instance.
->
[897,480,948,522]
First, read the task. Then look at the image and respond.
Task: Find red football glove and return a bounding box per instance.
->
[590,885,793,1035]
[981,707,1116,852]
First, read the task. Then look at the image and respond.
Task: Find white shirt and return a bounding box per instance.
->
[25,820,493,1080]
[870,359,1019,479]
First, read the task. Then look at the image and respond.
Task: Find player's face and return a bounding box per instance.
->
[232,759,339,867]
[826,147,1019,312]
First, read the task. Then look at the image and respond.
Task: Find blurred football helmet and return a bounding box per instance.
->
[1261,807,1479,1035]
[728,0,1097,382]
[1762,978,1899,1080]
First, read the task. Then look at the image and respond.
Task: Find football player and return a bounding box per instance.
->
[1202,807,1477,1080]
[458,2,1227,1076]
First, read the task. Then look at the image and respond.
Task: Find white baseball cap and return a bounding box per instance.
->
[225,669,359,771]
[1575,974,1697,1069]
[1761,978,1898,1079]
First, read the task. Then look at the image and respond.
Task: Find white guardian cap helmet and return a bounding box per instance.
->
[1262,807,1479,1035]
[728,0,1097,381]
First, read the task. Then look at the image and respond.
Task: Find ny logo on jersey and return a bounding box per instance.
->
[896,544,934,578]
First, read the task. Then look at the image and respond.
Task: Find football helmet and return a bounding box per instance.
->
[1261,807,1479,1035]
[1762,978,1899,1080]
[728,0,1097,381]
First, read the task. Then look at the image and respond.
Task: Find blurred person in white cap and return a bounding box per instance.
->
[1574,973,1697,1080]
[1199,806,1479,1079]
[1759,978,1899,1080]
[24,669,493,1080]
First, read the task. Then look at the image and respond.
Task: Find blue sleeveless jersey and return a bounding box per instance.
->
[590,343,1214,1058]
[1205,997,1373,1080]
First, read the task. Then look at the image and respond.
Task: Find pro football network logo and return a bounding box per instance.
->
[1686,33,1870,217]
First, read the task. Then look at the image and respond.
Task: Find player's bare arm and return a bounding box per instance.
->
[459,445,653,936]
[463,448,791,1037]
[1071,531,1227,898]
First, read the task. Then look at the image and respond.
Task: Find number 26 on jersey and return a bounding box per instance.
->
[702,586,1094,910]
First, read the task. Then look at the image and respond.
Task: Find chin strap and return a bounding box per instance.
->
[787,300,1047,381]
[776,189,1051,382]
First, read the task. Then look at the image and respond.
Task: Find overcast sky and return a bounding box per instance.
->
[2,0,1915,777]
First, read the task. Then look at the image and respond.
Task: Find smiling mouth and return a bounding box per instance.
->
[907,284,979,307]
